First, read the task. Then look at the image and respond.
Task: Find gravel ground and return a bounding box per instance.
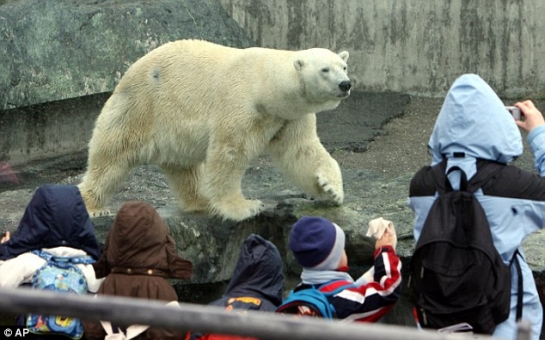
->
[334,96,541,177]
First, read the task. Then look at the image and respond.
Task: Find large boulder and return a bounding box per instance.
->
[0,0,255,110]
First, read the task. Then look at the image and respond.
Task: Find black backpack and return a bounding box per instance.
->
[409,161,522,335]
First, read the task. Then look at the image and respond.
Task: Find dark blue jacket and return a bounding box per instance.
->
[0,184,101,261]
[189,234,284,340]
[209,234,284,312]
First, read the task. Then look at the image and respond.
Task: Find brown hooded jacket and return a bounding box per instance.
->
[83,201,193,340]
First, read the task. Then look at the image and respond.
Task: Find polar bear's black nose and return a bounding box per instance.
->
[339,81,351,92]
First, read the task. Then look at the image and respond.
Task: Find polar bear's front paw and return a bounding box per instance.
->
[213,198,266,222]
[316,172,344,205]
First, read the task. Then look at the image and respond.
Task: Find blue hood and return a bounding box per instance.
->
[0,184,101,260]
[428,74,522,180]
[216,234,284,308]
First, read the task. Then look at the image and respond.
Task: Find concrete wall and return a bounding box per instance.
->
[0,94,108,166]
[219,0,545,98]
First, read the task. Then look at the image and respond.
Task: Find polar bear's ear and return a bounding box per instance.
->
[294,58,305,71]
[339,51,349,62]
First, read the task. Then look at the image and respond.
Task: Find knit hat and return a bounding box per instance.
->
[289,216,345,270]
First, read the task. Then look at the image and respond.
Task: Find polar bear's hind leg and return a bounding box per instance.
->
[78,155,132,217]
[161,163,210,213]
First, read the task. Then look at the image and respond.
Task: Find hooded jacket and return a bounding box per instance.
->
[409,74,545,340]
[0,184,102,290]
[188,234,284,340]
[83,201,193,340]
[0,184,101,261]
[210,234,284,311]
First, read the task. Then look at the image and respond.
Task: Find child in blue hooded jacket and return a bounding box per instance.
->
[0,184,102,289]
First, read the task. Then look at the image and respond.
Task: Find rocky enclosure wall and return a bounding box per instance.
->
[2,0,542,112]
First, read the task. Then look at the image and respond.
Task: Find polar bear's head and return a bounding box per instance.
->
[294,48,351,107]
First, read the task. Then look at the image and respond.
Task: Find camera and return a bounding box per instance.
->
[506,106,521,120]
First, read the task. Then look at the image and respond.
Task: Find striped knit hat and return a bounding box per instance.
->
[289,216,345,270]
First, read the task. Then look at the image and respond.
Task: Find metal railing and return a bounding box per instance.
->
[0,288,531,340]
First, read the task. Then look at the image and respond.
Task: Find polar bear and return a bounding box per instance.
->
[78,39,351,221]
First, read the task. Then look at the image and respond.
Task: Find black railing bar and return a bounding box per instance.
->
[0,287,500,340]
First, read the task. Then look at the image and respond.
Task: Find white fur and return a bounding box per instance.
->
[78,39,350,221]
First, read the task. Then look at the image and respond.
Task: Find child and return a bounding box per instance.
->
[0,184,102,289]
[82,200,193,340]
[0,184,103,339]
[187,233,284,340]
[286,216,402,322]
[409,74,545,339]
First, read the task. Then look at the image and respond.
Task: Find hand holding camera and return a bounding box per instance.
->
[512,100,545,133]
[506,106,521,120]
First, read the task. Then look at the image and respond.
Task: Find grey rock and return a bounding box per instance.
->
[0,0,255,109]
[0,0,17,6]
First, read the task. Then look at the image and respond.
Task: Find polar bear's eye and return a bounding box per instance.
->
[321,68,330,73]
[343,66,347,71]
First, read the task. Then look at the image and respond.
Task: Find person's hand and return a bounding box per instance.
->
[368,217,397,250]
[375,230,395,250]
[1,231,10,243]
[515,100,545,133]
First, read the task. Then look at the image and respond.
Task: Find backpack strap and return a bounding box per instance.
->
[430,160,503,194]
[31,249,95,265]
[429,161,467,194]
[510,250,523,321]
[466,161,503,193]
